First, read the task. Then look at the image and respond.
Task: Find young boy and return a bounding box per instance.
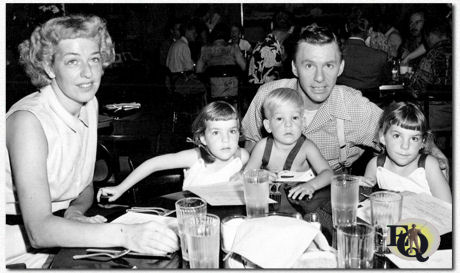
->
[245,88,333,200]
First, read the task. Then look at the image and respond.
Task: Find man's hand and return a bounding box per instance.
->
[288,183,315,200]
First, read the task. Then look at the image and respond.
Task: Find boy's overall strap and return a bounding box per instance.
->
[283,135,306,170]
[336,88,347,168]
[261,135,274,170]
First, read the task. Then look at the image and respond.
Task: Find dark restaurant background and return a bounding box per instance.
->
[5,3,453,108]
[3,2,457,199]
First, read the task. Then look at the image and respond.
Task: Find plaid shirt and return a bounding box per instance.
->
[408,39,452,96]
[242,79,383,172]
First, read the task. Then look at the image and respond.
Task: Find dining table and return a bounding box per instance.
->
[49,183,452,269]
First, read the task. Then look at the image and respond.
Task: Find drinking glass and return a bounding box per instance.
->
[304,212,321,230]
[370,191,402,255]
[184,213,220,269]
[331,174,359,228]
[175,197,207,261]
[337,223,375,269]
[242,169,270,218]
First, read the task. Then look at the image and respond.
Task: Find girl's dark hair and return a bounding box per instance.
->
[379,101,431,152]
[191,101,240,163]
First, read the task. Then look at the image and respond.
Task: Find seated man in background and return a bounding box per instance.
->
[408,16,452,133]
[337,13,390,95]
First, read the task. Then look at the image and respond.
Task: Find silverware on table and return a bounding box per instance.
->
[86,248,173,259]
[98,203,130,209]
[73,249,130,260]
[126,207,175,216]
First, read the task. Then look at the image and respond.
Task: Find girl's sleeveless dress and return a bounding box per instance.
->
[375,153,432,195]
[182,154,243,190]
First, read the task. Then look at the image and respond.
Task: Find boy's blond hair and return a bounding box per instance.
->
[262,88,303,119]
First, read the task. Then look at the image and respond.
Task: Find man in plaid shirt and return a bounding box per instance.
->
[242,24,448,175]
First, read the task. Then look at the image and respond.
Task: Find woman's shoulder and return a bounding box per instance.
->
[6,109,42,131]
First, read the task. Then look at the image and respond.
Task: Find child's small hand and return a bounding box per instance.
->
[267,171,278,182]
[288,183,315,200]
[97,186,123,203]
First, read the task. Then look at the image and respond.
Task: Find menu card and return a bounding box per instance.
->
[357,192,452,235]
[188,182,276,206]
[386,249,452,269]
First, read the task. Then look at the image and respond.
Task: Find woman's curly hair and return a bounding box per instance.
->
[18,14,115,88]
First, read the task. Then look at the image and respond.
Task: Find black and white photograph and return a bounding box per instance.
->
[3,2,455,270]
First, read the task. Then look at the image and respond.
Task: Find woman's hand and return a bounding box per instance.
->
[97,186,124,202]
[288,183,315,200]
[123,221,179,256]
[64,210,107,224]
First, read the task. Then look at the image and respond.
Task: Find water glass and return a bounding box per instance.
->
[184,213,220,269]
[331,174,359,228]
[175,197,207,261]
[242,169,270,218]
[370,191,402,255]
[399,64,409,75]
[337,223,375,269]
[304,212,321,230]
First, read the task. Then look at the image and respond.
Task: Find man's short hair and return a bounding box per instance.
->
[179,20,196,36]
[347,14,370,38]
[272,10,294,32]
[262,88,303,119]
[294,23,341,60]
[423,16,451,38]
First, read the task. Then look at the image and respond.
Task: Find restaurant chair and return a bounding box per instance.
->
[135,169,184,201]
[168,71,207,133]
[93,143,138,204]
[93,142,113,184]
[205,65,240,111]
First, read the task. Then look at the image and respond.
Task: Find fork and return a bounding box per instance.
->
[127,207,175,216]
[73,249,130,260]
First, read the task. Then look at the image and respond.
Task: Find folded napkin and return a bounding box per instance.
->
[276,170,315,183]
[111,211,178,233]
[228,215,333,268]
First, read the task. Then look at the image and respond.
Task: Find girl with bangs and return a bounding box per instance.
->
[363,102,451,202]
[98,101,249,201]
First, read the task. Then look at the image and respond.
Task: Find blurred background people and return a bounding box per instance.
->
[337,11,390,95]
